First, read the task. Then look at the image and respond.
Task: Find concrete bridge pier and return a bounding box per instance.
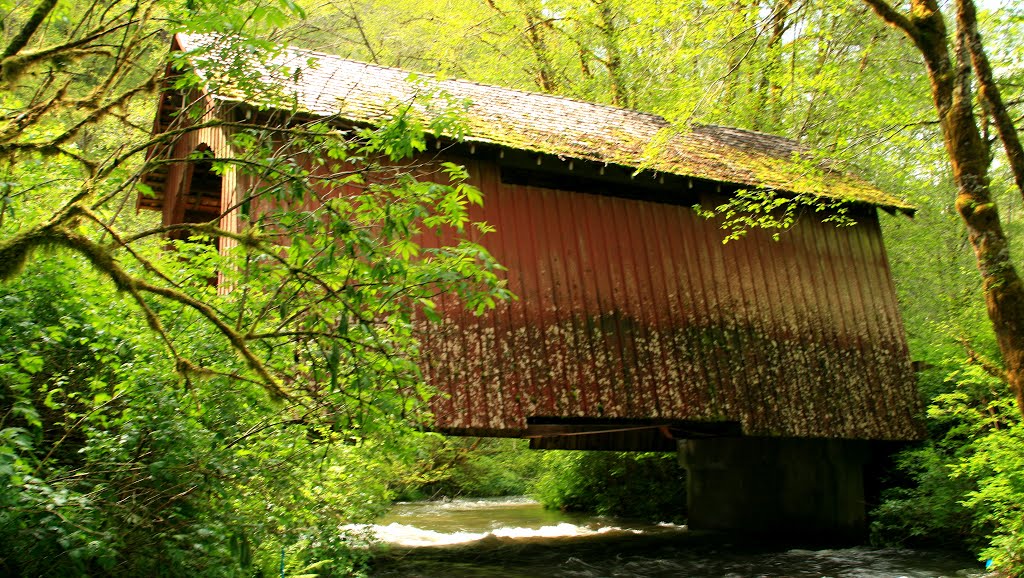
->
[678,437,869,541]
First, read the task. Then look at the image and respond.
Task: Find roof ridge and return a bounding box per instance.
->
[225,34,671,125]
[171,33,912,212]
[179,34,807,144]
[695,123,803,142]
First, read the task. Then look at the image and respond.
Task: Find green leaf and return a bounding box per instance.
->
[43,388,63,410]
[17,354,43,375]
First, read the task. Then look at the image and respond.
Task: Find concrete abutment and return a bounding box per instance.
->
[678,437,869,541]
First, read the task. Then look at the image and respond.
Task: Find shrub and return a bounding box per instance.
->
[871,359,1024,575]
[393,436,542,500]
[531,450,686,522]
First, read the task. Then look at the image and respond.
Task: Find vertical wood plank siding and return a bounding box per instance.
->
[423,159,921,441]
[150,119,919,441]
[141,40,919,442]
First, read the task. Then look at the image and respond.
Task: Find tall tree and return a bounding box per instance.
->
[863,0,1024,417]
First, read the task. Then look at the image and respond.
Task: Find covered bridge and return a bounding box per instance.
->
[141,34,922,538]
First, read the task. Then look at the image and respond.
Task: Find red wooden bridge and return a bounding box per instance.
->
[140,34,922,538]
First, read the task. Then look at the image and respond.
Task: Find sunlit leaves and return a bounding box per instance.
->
[16,354,43,375]
[693,187,855,242]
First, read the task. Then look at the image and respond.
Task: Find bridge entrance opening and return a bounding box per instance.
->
[172,145,222,242]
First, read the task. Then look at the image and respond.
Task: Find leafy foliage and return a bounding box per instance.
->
[4,0,1024,573]
[392,437,542,501]
[871,358,1024,572]
[0,2,510,576]
[531,451,687,522]
[693,188,856,242]
[0,257,393,575]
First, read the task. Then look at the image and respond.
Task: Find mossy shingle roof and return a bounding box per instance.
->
[176,33,912,212]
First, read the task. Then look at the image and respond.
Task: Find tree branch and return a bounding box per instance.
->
[956,0,1024,201]
[958,336,1008,383]
[0,220,291,400]
[346,0,380,64]
[1,0,59,60]
[862,0,916,36]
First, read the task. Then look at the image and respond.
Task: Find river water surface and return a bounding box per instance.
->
[365,497,983,577]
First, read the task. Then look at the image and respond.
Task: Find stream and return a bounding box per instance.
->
[363,497,984,577]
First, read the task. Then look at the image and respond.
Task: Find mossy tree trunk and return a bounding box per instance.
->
[864,0,1024,417]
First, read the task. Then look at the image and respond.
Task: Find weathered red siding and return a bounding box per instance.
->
[142,38,921,445]
[421,159,920,441]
